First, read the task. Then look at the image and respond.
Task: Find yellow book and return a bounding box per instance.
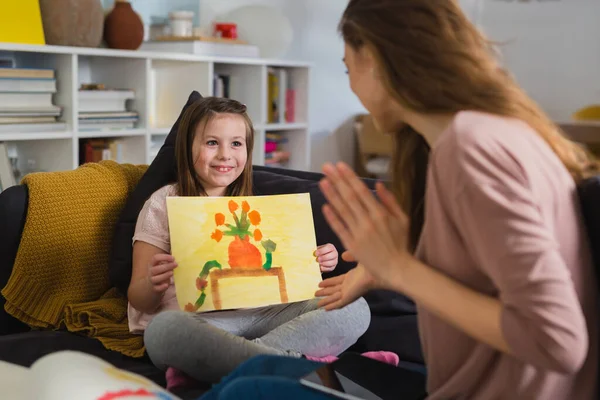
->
[0,0,45,45]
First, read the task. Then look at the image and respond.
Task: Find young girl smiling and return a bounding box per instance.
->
[126,97,375,385]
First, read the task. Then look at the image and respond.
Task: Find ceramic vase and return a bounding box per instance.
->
[103,0,144,50]
[39,0,104,47]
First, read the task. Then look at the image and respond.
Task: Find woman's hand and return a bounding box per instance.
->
[315,243,338,272]
[315,264,376,310]
[148,253,178,293]
[319,162,412,289]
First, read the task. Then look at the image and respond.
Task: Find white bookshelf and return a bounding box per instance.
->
[0,42,312,175]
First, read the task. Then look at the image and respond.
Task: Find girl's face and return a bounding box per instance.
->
[192,113,248,196]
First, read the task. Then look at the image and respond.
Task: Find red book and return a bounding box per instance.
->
[285,89,295,123]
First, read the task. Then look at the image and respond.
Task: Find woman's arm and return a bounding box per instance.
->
[392,257,509,351]
[393,182,588,374]
[317,162,588,375]
[127,241,169,313]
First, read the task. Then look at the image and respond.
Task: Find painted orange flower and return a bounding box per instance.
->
[215,213,225,226]
[196,277,208,290]
[211,229,223,242]
[242,201,250,212]
[184,303,196,312]
[228,200,238,213]
[254,229,263,241]
[248,210,261,225]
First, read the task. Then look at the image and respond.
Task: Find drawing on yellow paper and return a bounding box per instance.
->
[166,193,322,312]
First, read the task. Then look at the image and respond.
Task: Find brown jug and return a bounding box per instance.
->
[103,0,144,50]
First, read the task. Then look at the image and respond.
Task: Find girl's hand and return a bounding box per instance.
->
[148,253,177,293]
[315,243,338,272]
[319,162,412,289]
[315,264,376,310]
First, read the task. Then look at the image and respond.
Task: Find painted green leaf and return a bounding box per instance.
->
[263,252,273,271]
[261,239,277,253]
[200,260,222,278]
[195,292,207,308]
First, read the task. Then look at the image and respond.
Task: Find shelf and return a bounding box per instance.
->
[150,127,171,135]
[0,42,313,67]
[77,129,147,138]
[0,44,311,171]
[258,122,308,131]
[0,131,73,141]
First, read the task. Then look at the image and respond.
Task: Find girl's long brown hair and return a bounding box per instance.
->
[175,97,254,197]
[340,0,599,249]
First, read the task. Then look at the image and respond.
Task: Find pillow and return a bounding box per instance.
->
[109,91,203,294]
[577,174,600,292]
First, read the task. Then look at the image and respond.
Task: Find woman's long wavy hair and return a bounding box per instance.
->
[340,0,598,250]
[175,97,254,197]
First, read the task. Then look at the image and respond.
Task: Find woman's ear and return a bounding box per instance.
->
[360,45,380,80]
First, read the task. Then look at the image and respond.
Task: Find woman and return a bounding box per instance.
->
[200,0,599,398]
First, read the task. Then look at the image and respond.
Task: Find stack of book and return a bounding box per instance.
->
[264,132,290,166]
[267,67,296,124]
[79,138,124,164]
[78,87,139,131]
[0,67,65,134]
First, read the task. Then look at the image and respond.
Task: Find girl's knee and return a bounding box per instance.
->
[346,296,371,333]
[143,310,195,366]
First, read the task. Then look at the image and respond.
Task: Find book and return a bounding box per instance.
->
[140,40,260,58]
[0,142,16,191]
[78,90,135,113]
[0,116,56,124]
[0,92,55,108]
[0,78,57,93]
[0,108,62,117]
[79,122,136,131]
[79,139,125,164]
[0,122,66,134]
[267,67,279,123]
[0,68,54,79]
[0,350,181,400]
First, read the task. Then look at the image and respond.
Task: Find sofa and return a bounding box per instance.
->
[0,163,423,399]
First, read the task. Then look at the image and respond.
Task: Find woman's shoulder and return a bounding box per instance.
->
[443,111,535,154]
[433,111,546,191]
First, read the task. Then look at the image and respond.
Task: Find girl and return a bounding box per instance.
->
[126,97,373,385]
[198,0,599,399]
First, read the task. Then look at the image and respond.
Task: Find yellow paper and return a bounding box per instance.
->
[166,193,322,312]
[0,0,46,45]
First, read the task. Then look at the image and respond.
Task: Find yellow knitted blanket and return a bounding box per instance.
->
[1,161,147,357]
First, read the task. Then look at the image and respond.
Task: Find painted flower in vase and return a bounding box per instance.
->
[212,200,277,270]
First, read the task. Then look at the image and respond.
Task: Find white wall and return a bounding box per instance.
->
[102,0,201,26]
[199,0,364,172]
[473,0,600,121]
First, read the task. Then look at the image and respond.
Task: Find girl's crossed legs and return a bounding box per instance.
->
[143,297,370,383]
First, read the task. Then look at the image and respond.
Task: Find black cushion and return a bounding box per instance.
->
[109,91,203,294]
[577,174,600,290]
[0,185,30,335]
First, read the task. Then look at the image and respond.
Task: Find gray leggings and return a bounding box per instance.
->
[144,297,370,383]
